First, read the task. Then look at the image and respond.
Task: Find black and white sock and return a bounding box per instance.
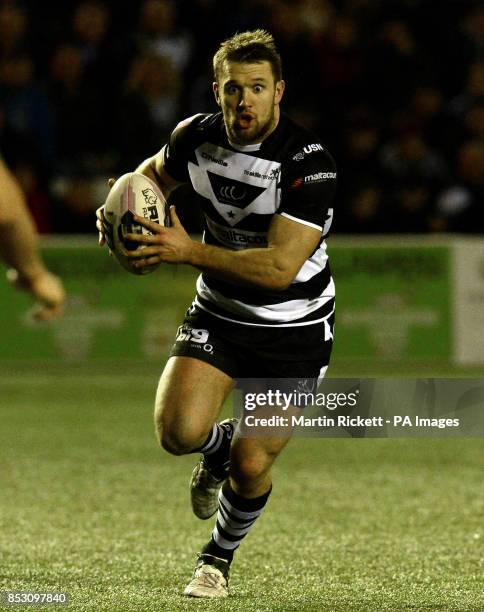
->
[201,480,272,562]
[195,422,233,479]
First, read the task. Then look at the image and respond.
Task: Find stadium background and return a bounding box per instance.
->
[1,1,483,610]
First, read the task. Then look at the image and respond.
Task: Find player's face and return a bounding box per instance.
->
[213,60,285,145]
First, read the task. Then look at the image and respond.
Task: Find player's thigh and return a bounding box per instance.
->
[155,355,234,445]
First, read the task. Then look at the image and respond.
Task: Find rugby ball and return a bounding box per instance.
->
[103,172,169,275]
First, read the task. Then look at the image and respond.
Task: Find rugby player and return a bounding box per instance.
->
[97,30,336,598]
[0,158,65,320]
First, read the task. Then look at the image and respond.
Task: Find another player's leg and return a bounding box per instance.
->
[184,435,289,598]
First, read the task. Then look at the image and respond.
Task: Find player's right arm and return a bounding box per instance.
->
[135,148,183,198]
[96,114,197,247]
[96,150,182,247]
[0,158,65,320]
[135,115,202,196]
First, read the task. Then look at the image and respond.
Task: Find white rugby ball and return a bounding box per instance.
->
[103,172,169,275]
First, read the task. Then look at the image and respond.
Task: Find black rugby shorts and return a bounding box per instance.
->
[169,302,335,380]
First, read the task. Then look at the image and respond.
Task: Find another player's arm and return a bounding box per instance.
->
[0,159,65,319]
[127,209,321,291]
[0,159,45,280]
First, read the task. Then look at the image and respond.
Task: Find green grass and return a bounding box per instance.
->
[0,371,482,611]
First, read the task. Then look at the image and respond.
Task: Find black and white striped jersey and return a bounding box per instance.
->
[162,111,337,327]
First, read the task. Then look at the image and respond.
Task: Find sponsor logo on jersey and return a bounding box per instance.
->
[298,378,317,393]
[176,324,213,353]
[219,185,246,201]
[304,172,337,183]
[243,167,279,180]
[207,171,265,209]
[291,177,304,188]
[201,151,228,167]
[292,143,325,161]
[304,143,324,154]
[206,217,268,250]
[193,143,281,225]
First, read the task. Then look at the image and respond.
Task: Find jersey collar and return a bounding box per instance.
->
[227,140,262,152]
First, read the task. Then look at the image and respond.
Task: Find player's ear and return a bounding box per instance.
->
[274,80,285,105]
[213,82,221,106]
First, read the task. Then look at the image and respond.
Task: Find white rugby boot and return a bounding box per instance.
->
[183,554,230,598]
[189,418,238,520]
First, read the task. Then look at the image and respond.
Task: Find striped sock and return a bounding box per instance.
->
[201,480,272,562]
[195,422,233,479]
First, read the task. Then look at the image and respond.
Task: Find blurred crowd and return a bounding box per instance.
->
[0,0,483,234]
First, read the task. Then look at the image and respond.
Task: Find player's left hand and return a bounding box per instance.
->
[125,206,193,268]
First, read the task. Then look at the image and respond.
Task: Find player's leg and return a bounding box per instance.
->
[184,305,335,598]
[196,435,287,560]
[155,353,238,520]
[154,355,234,455]
[230,435,288,496]
[184,435,288,598]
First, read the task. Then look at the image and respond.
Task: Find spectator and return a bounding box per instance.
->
[0,53,55,171]
[137,0,192,74]
[432,140,484,233]
[70,0,113,86]
[117,52,181,170]
[394,181,433,233]
[379,129,447,194]
[336,183,387,234]
[0,1,28,60]
[12,161,54,234]
[0,1,482,235]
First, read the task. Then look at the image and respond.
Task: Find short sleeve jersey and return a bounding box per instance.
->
[162,112,337,327]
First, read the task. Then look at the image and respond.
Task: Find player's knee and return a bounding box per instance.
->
[160,434,187,456]
[154,407,183,454]
[159,425,206,456]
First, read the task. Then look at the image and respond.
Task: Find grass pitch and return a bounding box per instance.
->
[1,367,482,611]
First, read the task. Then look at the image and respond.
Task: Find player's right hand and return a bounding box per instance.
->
[95,204,107,247]
[96,178,116,251]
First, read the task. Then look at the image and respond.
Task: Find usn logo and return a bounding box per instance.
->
[292,143,324,161]
[304,143,324,154]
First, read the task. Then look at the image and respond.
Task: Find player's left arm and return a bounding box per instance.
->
[126,207,321,290]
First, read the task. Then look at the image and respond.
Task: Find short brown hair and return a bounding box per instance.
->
[213,29,282,83]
